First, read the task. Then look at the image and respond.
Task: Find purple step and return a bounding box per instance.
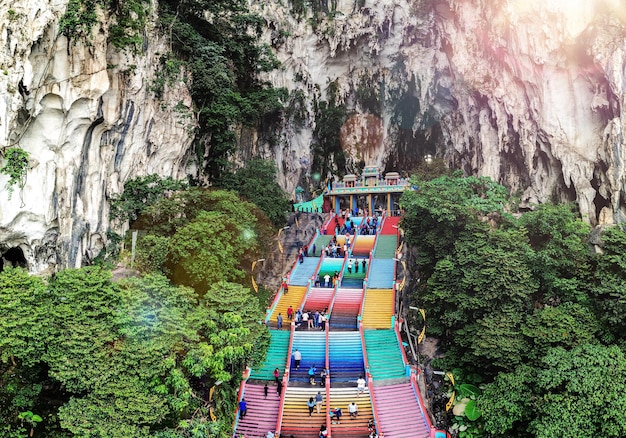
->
[235,383,281,437]
[373,383,430,438]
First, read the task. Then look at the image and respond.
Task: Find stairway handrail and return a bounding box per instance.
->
[360,252,373,320]
[359,319,371,376]
[410,370,434,430]
[231,367,250,437]
[367,375,383,438]
[276,322,295,434]
[361,322,382,437]
[325,321,330,376]
[394,318,411,376]
[326,282,340,317]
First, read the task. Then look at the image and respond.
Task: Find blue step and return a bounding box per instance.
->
[290,258,319,286]
[329,332,365,382]
[290,332,326,382]
[367,259,396,289]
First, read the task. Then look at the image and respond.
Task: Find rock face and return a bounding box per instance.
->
[0,1,194,272]
[249,0,625,225]
[1,0,625,272]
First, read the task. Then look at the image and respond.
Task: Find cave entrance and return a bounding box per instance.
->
[0,246,28,272]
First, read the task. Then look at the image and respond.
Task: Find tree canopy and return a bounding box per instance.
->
[0,265,267,436]
[401,173,626,437]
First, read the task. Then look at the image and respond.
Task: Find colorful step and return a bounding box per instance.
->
[373,235,397,259]
[361,289,394,329]
[234,382,281,437]
[303,287,335,313]
[281,387,327,438]
[290,331,326,382]
[270,286,307,328]
[330,288,363,330]
[366,259,395,289]
[290,258,320,286]
[250,330,290,380]
[328,331,365,383]
[311,235,333,257]
[373,383,430,438]
[363,330,407,382]
[329,387,373,437]
[380,216,400,235]
[351,235,376,257]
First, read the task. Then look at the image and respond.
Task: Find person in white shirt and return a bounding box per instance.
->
[349,402,358,419]
[293,349,302,369]
[357,376,366,397]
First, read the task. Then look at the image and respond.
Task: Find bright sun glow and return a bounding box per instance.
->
[506,0,598,36]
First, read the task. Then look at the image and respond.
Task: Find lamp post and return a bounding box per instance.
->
[251,258,265,293]
[277,226,290,254]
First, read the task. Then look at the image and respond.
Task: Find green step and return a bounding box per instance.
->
[311,235,333,256]
[250,330,290,380]
[364,330,406,381]
[374,235,397,259]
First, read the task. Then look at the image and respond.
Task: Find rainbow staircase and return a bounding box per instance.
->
[235,214,447,438]
[373,382,431,437]
[234,382,281,437]
[328,331,365,383]
[269,285,307,328]
[364,330,407,382]
[290,332,326,382]
[330,288,363,330]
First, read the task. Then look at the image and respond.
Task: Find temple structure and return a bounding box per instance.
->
[326,165,409,216]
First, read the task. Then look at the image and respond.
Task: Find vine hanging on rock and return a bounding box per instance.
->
[1,147,29,196]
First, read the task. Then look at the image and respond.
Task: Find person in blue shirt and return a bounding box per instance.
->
[238,398,247,419]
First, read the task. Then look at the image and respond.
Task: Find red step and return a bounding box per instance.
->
[380,216,400,235]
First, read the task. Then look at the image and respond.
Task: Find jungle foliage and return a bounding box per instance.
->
[216,159,292,227]
[401,174,626,438]
[311,81,347,180]
[157,0,286,182]
[0,264,267,437]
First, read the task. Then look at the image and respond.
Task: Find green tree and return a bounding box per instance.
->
[587,226,626,343]
[0,268,48,437]
[109,174,187,224]
[0,267,47,367]
[168,210,259,290]
[531,344,626,438]
[217,159,291,227]
[516,203,591,304]
[424,228,537,374]
[479,365,534,437]
[134,188,273,290]
[400,174,509,277]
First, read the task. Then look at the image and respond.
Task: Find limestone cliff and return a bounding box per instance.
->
[0,1,194,272]
[249,0,625,225]
[1,0,626,272]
